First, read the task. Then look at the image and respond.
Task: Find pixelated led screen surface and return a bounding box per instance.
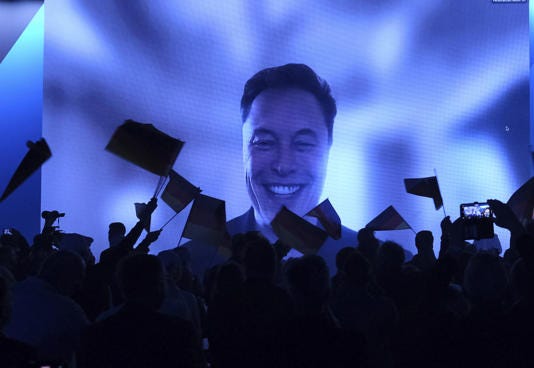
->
[42,1,530,259]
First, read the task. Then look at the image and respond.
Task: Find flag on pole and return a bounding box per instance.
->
[161,170,201,214]
[1,138,51,202]
[404,176,443,210]
[306,199,342,240]
[182,194,227,246]
[105,119,184,177]
[271,206,328,255]
[507,177,534,227]
[366,205,412,231]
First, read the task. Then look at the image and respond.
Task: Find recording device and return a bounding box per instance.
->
[41,210,65,220]
[3,228,12,236]
[460,202,494,240]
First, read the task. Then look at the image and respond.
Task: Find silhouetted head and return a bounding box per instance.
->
[117,254,165,310]
[376,241,405,273]
[39,250,86,297]
[415,230,433,253]
[463,253,507,305]
[243,236,275,280]
[335,247,356,273]
[285,255,330,314]
[214,261,245,297]
[108,222,126,247]
[344,251,371,287]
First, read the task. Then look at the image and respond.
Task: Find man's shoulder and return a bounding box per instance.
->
[226,208,256,235]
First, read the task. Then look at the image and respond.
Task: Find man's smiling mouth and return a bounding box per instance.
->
[265,185,303,195]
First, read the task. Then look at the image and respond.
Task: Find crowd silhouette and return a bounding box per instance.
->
[0,198,533,367]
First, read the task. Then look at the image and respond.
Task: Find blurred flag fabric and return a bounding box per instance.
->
[404,176,443,210]
[366,205,412,231]
[507,176,534,227]
[134,202,151,232]
[306,198,342,240]
[271,206,328,255]
[1,138,51,202]
[105,119,184,177]
[161,170,201,213]
[182,194,226,246]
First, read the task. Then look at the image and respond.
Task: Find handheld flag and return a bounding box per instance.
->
[507,177,534,227]
[182,194,227,246]
[306,199,342,240]
[366,205,412,231]
[271,206,328,255]
[404,176,443,210]
[161,170,201,214]
[1,138,51,202]
[105,119,184,177]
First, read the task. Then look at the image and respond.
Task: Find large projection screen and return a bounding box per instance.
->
[43,1,530,260]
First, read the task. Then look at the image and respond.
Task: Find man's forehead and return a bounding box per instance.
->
[245,88,327,132]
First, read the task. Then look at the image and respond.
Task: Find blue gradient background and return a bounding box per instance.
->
[0,5,44,241]
[41,1,530,259]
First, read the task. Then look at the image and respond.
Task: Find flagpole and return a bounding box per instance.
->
[434,168,447,217]
[160,212,179,230]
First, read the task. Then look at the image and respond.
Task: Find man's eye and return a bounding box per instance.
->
[294,141,316,151]
[251,138,275,150]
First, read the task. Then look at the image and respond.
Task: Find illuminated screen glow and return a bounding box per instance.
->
[42,1,530,260]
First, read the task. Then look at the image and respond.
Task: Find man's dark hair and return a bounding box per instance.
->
[241,63,337,144]
[109,222,126,236]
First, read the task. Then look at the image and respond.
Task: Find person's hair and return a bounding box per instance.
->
[344,251,371,287]
[243,237,275,280]
[39,250,86,296]
[415,230,433,251]
[117,254,165,308]
[285,255,330,306]
[109,222,126,236]
[335,247,356,272]
[241,63,336,144]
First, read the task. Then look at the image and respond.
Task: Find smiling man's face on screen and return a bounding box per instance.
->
[243,87,331,226]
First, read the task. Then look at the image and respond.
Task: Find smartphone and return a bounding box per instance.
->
[460,202,494,240]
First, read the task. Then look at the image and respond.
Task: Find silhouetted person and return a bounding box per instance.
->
[410,230,436,272]
[4,250,88,365]
[0,275,38,368]
[357,228,379,268]
[280,255,366,368]
[78,254,203,368]
[331,246,356,299]
[331,251,397,368]
[458,253,510,367]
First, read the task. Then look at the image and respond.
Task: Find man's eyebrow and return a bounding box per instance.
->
[252,128,277,137]
[294,129,318,138]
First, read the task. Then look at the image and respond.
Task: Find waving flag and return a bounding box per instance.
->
[1,138,51,202]
[161,170,201,213]
[306,199,342,240]
[271,206,328,255]
[366,205,411,231]
[182,194,227,246]
[106,119,184,176]
[404,176,443,210]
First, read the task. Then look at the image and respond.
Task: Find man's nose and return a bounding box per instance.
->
[271,146,296,176]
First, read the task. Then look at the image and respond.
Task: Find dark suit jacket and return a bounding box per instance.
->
[187,208,358,279]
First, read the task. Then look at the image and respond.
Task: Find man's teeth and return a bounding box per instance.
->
[269,185,300,195]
